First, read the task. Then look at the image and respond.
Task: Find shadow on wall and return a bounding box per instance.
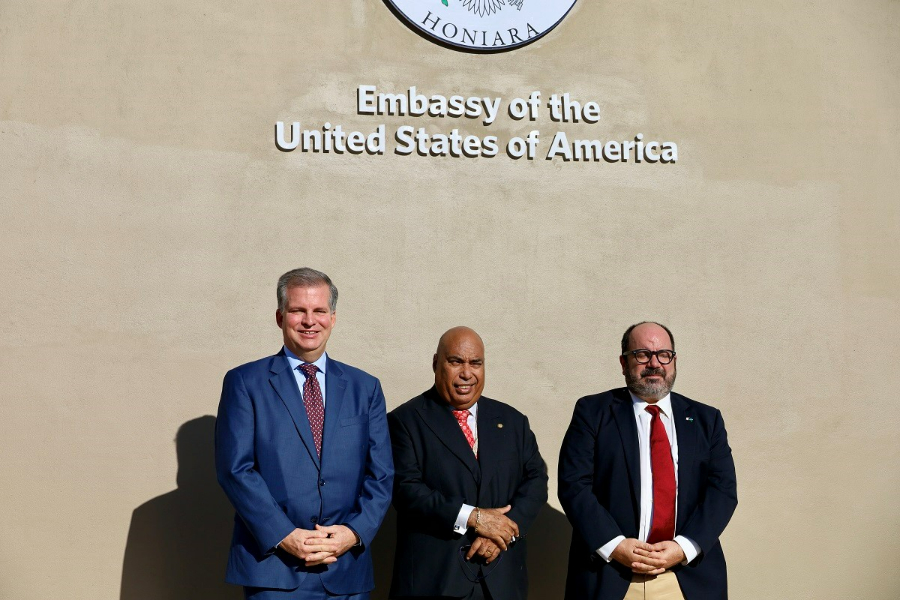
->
[370,503,572,600]
[120,415,241,600]
[120,415,571,600]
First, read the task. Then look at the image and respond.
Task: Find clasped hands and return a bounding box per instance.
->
[611,538,685,576]
[465,504,518,565]
[278,524,358,566]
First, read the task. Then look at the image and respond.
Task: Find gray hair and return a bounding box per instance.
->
[620,321,675,354]
[276,268,338,312]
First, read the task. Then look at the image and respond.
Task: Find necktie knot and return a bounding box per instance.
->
[646,405,661,418]
[453,409,470,426]
[300,363,318,378]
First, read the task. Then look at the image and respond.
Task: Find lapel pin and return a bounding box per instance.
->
[685,417,694,422]
[497,423,504,429]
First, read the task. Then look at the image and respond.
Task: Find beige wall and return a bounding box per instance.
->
[2,1,898,598]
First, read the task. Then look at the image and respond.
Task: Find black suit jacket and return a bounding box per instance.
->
[388,388,548,600]
[558,388,737,600]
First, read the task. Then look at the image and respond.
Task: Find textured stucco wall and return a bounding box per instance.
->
[1,1,898,599]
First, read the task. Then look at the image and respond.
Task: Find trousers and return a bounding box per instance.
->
[392,578,494,600]
[245,572,371,600]
[623,571,685,600]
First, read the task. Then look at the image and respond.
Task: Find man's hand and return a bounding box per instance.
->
[277,528,336,566]
[302,524,359,560]
[466,536,502,564]
[631,540,685,574]
[610,538,666,574]
[467,505,519,551]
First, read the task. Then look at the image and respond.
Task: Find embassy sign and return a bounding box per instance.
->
[384,0,578,52]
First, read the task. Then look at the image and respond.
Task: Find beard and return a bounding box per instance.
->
[625,365,676,401]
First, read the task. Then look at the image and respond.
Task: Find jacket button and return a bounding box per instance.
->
[310,516,318,524]
[319,480,325,486]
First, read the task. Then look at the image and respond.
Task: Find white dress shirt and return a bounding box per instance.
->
[283,346,327,405]
[596,392,701,564]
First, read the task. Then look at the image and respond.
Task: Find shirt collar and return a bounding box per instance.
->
[450,401,478,418]
[629,390,673,418]
[283,346,328,374]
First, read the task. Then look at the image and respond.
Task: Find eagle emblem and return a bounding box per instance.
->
[441,0,525,14]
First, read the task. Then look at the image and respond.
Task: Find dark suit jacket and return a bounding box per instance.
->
[215,350,394,594]
[558,388,737,600]
[388,388,548,600]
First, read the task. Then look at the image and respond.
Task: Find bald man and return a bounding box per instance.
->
[388,327,548,600]
[558,322,737,600]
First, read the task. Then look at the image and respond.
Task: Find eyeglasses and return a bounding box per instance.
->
[621,349,676,365]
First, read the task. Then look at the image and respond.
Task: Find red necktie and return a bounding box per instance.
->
[646,405,676,543]
[453,409,477,457]
[299,364,324,456]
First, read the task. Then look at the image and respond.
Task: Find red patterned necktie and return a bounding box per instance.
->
[646,405,676,543]
[299,363,324,456]
[453,409,477,457]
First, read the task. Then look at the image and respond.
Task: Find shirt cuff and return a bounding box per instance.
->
[273,532,289,554]
[674,535,701,564]
[454,504,476,535]
[596,535,625,562]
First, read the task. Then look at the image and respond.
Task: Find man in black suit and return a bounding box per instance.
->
[558,322,737,600]
[388,326,548,600]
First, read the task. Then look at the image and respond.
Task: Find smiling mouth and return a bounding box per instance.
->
[641,368,665,378]
[455,385,473,394]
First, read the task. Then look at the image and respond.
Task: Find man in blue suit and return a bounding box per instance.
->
[559,322,737,600]
[216,268,394,600]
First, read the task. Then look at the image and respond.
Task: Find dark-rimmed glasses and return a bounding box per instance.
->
[621,349,676,365]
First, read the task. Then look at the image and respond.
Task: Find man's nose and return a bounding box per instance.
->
[300,311,315,326]
[647,353,663,368]
[460,364,473,379]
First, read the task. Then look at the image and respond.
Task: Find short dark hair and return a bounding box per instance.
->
[277,268,338,312]
[621,321,675,354]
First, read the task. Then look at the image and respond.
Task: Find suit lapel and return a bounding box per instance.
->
[611,390,641,514]
[671,393,695,531]
[321,357,347,463]
[416,390,480,482]
[475,398,501,477]
[269,352,320,470]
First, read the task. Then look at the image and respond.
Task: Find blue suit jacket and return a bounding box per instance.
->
[558,388,737,600]
[215,350,394,593]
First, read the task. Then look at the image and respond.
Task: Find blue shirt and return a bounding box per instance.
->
[283,346,328,406]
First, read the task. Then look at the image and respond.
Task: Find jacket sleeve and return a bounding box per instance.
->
[388,411,467,531]
[342,379,395,548]
[558,397,625,553]
[215,368,296,554]
[506,415,548,535]
[677,409,738,555]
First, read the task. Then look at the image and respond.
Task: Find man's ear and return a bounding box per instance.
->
[276,309,283,329]
[432,353,438,373]
[619,354,627,375]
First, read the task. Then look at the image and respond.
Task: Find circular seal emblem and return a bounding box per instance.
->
[384,0,578,52]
